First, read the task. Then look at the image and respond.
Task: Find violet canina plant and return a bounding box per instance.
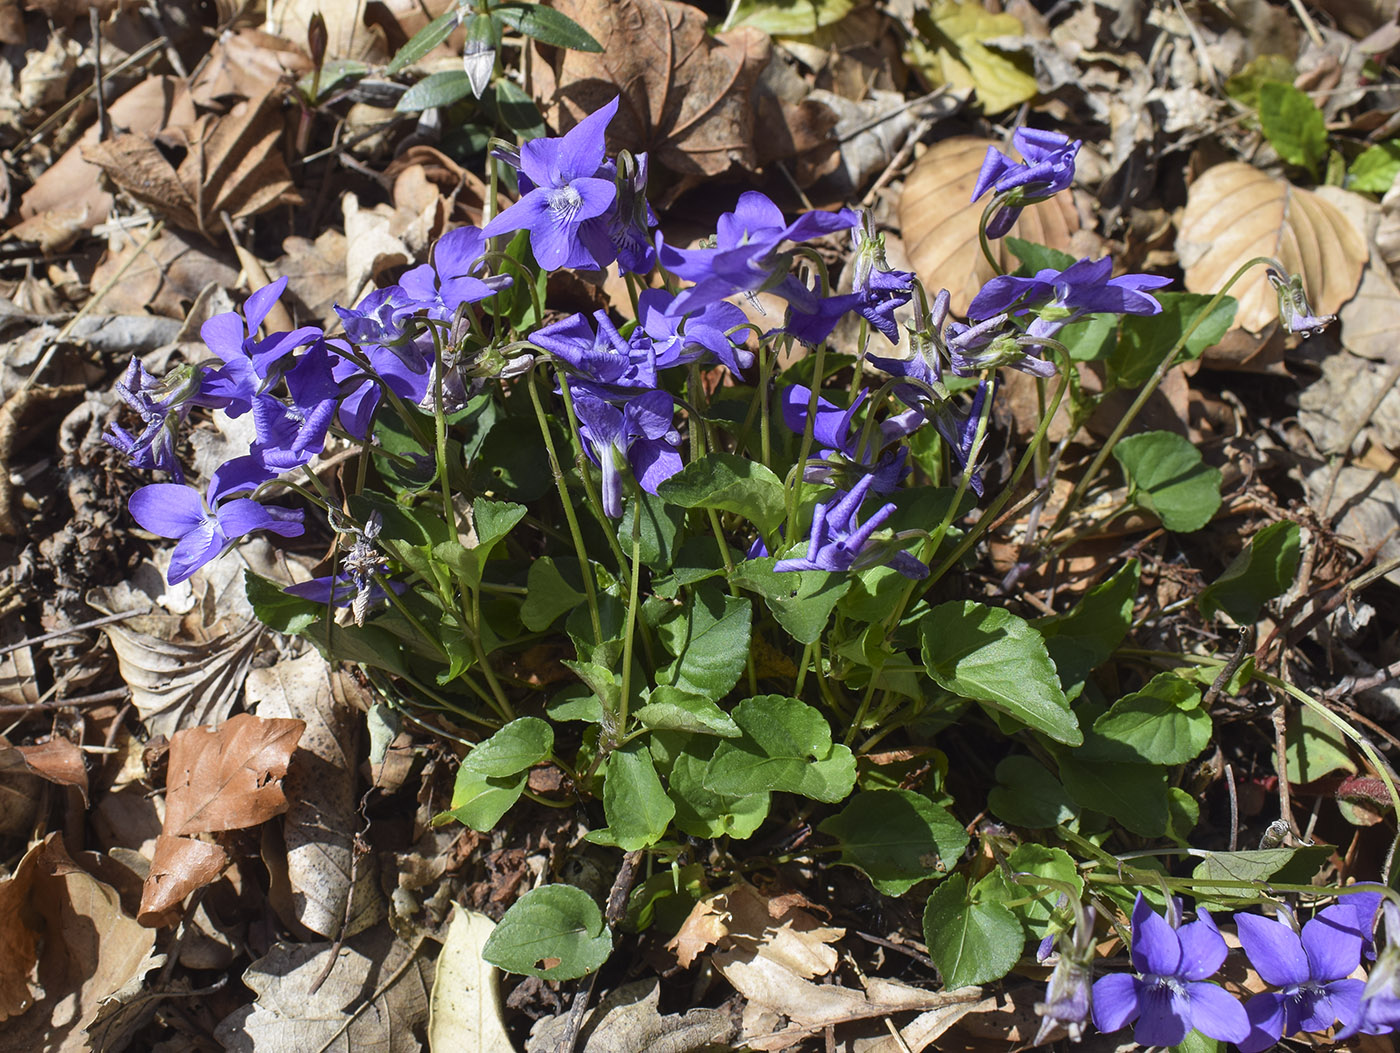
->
[106,96,1399,1048]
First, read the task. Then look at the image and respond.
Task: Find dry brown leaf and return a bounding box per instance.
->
[138,833,229,927]
[190,28,314,108]
[540,0,771,181]
[526,979,734,1053]
[214,925,432,1053]
[428,907,515,1053]
[18,76,196,238]
[0,616,39,706]
[163,712,305,836]
[0,833,159,1052]
[270,228,349,324]
[900,136,1081,316]
[1178,162,1366,334]
[89,584,263,740]
[263,0,390,62]
[0,737,88,804]
[668,882,842,976]
[89,225,242,319]
[1339,256,1400,364]
[245,652,384,939]
[82,92,301,240]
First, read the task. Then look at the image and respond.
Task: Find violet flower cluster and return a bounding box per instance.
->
[1033,890,1400,1049]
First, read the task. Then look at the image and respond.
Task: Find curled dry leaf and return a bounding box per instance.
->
[539,0,771,181]
[1178,162,1366,333]
[0,833,159,1051]
[82,91,301,240]
[0,736,88,804]
[138,834,229,927]
[245,652,384,939]
[526,979,734,1053]
[214,925,432,1053]
[899,136,1080,316]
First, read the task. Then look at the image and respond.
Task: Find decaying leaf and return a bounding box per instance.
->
[214,925,432,1053]
[263,0,395,62]
[246,652,383,939]
[0,736,88,804]
[899,136,1081,315]
[82,92,302,240]
[908,0,1039,115]
[89,583,263,740]
[526,979,734,1053]
[1178,162,1366,333]
[1339,254,1400,363]
[0,834,159,1052]
[538,0,771,181]
[89,226,242,320]
[428,907,515,1053]
[138,713,305,925]
[0,615,39,705]
[668,881,842,974]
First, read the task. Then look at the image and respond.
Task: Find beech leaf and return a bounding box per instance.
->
[899,136,1080,316]
[1177,162,1366,333]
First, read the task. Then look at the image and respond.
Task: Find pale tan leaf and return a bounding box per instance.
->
[0,837,44,1020]
[1339,257,1400,363]
[0,834,158,1051]
[428,907,514,1053]
[263,0,391,62]
[900,136,1080,316]
[245,653,384,939]
[525,979,733,1053]
[163,713,305,836]
[214,925,432,1053]
[1178,162,1366,334]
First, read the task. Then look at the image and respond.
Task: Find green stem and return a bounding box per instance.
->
[618,500,643,737]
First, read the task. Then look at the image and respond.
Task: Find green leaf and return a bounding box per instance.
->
[1285,703,1355,782]
[922,875,1023,987]
[245,570,319,636]
[972,844,1082,937]
[668,742,770,839]
[1085,672,1212,766]
[727,0,855,35]
[621,489,682,570]
[1107,293,1238,389]
[1189,846,1333,902]
[817,789,968,895]
[438,770,527,831]
[987,755,1078,828]
[1059,312,1119,363]
[656,453,787,536]
[482,885,612,979]
[396,70,477,112]
[1112,431,1222,532]
[493,2,603,51]
[1198,521,1301,623]
[1348,140,1400,193]
[596,742,675,851]
[656,586,751,701]
[1167,786,1200,843]
[1038,560,1139,698]
[1258,81,1327,177]
[1170,1032,1222,1053]
[560,660,621,717]
[910,1,1038,115]
[1004,238,1076,275]
[1057,755,1169,837]
[521,558,586,631]
[634,687,740,737]
[386,7,460,74]
[462,717,553,778]
[920,601,1081,745]
[1223,55,1296,109]
[489,77,545,139]
[730,558,851,645]
[705,695,857,802]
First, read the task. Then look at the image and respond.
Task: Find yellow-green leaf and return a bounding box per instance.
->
[909,1,1038,115]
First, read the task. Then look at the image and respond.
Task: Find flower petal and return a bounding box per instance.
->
[1302,912,1364,983]
[216,498,304,541]
[1235,912,1310,986]
[1186,981,1250,1043]
[1133,980,1189,1047]
[1130,895,1182,977]
[1177,915,1228,981]
[167,519,222,584]
[1238,992,1287,1053]
[128,484,207,539]
[1090,973,1141,1033]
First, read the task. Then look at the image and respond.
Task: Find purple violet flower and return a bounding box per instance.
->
[658,191,858,314]
[1267,268,1334,337]
[637,290,754,378]
[1234,906,1366,1051]
[129,456,303,585]
[482,97,620,271]
[578,150,657,275]
[250,339,344,471]
[774,474,927,579]
[1035,904,1097,1044]
[968,256,1171,327]
[532,310,661,396]
[573,390,682,518]
[199,277,323,416]
[399,224,512,322]
[1091,894,1249,1047]
[781,384,912,494]
[973,128,1082,239]
[1340,900,1400,1038]
[105,358,219,483]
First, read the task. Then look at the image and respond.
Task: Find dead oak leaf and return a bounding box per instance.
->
[163,712,305,836]
[0,736,88,804]
[82,91,301,240]
[540,0,771,180]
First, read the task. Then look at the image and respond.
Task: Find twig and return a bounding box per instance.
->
[0,608,151,658]
[91,7,111,141]
[1329,657,1400,700]
[0,686,131,717]
[1273,704,1298,840]
[1202,628,1254,710]
[1225,763,1239,853]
